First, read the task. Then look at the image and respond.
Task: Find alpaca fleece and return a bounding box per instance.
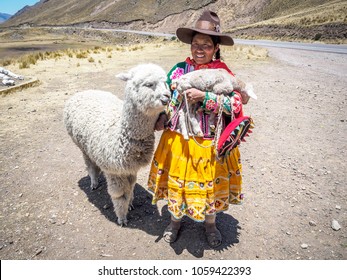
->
[63,63,171,225]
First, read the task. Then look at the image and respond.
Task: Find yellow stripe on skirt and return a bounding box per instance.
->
[147,129,243,222]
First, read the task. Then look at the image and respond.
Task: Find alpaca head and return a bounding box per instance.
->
[116,64,171,115]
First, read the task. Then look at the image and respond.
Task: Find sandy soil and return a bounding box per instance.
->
[0,41,346,260]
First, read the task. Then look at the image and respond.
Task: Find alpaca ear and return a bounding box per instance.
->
[116,71,132,81]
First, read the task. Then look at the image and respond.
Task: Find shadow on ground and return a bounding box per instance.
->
[78,175,240,258]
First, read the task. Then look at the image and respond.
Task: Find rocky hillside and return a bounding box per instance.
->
[2,0,218,27]
[1,0,346,42]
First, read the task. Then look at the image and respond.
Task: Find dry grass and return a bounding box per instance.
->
[0,40,166,68]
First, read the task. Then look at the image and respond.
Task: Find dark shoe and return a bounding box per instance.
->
[163,223,180,243]
[206,228,222,248]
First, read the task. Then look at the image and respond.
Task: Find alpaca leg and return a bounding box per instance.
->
[127,174,137,211]
[106,174,133,226]
[83,153,100,190]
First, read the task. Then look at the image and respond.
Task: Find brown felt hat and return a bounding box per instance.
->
[176,10,234,46]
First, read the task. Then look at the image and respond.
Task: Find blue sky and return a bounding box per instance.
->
[0,0,40,15]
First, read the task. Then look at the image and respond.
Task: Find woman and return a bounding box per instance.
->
[148,10,246,248]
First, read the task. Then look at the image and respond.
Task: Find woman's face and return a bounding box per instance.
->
[190,33,219,65]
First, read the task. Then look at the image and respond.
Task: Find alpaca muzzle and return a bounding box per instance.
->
[160,92,171,105]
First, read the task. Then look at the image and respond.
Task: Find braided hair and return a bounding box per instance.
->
[210,35,221,60]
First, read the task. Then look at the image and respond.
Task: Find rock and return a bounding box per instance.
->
[32,247,45,258]
[100,253,113,257]
[301,243,308,249]
[309,221,317,226]
[331,220,341,231]
[336,205,341,210]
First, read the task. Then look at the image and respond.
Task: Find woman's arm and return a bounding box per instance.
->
[202,91,243,117]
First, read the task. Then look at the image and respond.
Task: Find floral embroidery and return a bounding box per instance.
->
[187,182,195,189]
[233,93,242,114]
[170,67,184,81]
[205,99,217,111]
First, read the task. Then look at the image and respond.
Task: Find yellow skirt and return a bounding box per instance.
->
[148,130,243,222]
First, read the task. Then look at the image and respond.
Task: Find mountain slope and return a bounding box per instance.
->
[1,0,346,42]
[0,13,12,23]
[2,0,217,26]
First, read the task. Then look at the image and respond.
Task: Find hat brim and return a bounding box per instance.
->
[176,27,234,46]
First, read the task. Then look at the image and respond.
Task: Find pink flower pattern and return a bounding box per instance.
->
[169,67,184,81]
[205,99,217,111]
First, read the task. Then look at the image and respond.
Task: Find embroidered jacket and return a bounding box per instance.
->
[166,58,243,139]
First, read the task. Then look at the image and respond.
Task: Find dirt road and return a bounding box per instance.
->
[0,42,346,260]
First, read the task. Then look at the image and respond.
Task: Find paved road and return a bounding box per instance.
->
[50,26,347,55]
[234,39,347,55]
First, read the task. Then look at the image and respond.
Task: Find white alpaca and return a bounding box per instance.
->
[174,68,256,138]
[63,64,171,226]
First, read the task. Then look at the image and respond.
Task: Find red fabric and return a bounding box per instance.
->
[185,57,235,76]
[232,90,244,118]
[217,116,253,157]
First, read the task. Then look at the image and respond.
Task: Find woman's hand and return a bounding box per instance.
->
[185,88,205,104]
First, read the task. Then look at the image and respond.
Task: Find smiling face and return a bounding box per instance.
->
[190,33,219,65]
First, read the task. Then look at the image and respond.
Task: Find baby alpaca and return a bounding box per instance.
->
[64,64,171,225]
[176,68,256,100]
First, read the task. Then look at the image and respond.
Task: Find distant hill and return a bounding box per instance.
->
[0,13,12,23]
[0,0,346,42]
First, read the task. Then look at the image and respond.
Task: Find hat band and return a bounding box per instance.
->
[195,20,220,32]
